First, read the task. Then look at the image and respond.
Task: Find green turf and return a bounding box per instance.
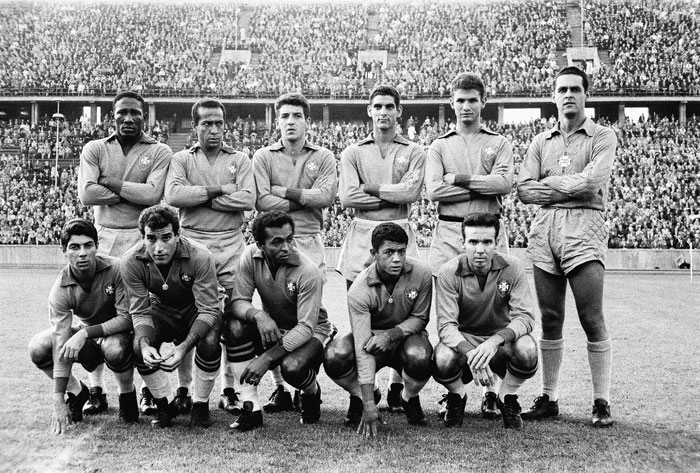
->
[1,269,699,472]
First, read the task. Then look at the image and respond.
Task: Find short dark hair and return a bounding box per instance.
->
[369,84,401,108]
[461,213,500,241]
[252,211,295,244]
[112,91,145,111]
[192,97,226,124]
[275,93,310,119]
[60,218,98,252]
[554,66,589,93]
[138,205,180,236]
[371,222,408,251]
[451,72,486,100]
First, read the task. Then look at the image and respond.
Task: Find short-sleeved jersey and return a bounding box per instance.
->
[253,140,337,235]
[436,253,534,351]
[426,127,514,216]
[339,133,425,221]
[78,132,171,228]
[50,255,131,378]
[517,118,617,210]
[121,236,220,336]
[231,244,332,352]
[347,257,432,385]
[165,143,255,232]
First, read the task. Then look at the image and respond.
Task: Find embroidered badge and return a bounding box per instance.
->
[227,164,237,181]
[138,155,152,171]
[496,279,511,298]
[395,155,408,171]
[104,284,115,297]
[180,273,193,286]
[483,146,496,159]
[558,154,571,173]
[287,281,297,295]
[406,288,419,302]
[305,160,319,179]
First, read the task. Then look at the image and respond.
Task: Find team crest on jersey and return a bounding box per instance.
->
[227,164,237,181]
[104,284,115,297]
[180,272,193,287]
[405,288,419,302]
[138,155,152,170]
[558,154,572,171]
[496,279,511,297]
[395,155,409,172]
[305,160,319,179]
[286,281,297,295]
[483,147,496,159]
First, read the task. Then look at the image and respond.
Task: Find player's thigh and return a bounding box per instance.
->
[394,332,432,375]
[568,260,608,341]
[533,266,567,336]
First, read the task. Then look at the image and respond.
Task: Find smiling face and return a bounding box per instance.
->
[114,97,144,141]
[144,224,179,266]
[451,88,485,127]
[553,74,587,121]
[277,104,308,144]
[462,225,497,274]
[367,94,402,132]
[64,234,98,277]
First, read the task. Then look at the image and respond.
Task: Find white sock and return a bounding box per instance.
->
[587,338,612,403]
[177,348,194,390]
[220,345,236,394]
[540,338,564,401]
[66,375,82,396]
[445,378,467,398]
[88,363,105,389]
[231,360,261,411]
[141,370,172,401]
[193,364,218,403]
[388,368,404,388]
[483,376,501,395]
[270,366,293,392]
[401,371,427,401]
[112,369,135,394]
[499,373,525,401]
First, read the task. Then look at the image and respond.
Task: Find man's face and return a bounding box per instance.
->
[64,234,98,275]
[553,74,587,120]
[144,224,179,265]
[194,106,224,152]
[372,240,407,278]
[367,95,402,132]
[451,89,485,126]
[259,223,294,265]
[462,225,497,274]
[277,104,307,143]
[114,97,144,140]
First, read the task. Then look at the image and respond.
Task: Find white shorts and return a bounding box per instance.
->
[96,225,141,258]
[181,227,245,290]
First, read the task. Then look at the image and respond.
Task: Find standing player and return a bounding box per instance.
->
[324,223,433,437]
[77,91,172,416]
[28,219,137,435]
[433,213,538,430]
[165,97,254,416]
[226,212,334,431]
[337,84,426,409]
[121,205,222,428]
[252,93,337,412]
[517,66,617,427]
[425,72,514,418]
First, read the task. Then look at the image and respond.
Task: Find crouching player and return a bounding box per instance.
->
[225,211,334,431]
[121,205,222,429]
[28,219,137,435]
[433,213,537,430]
[324,223,433,437]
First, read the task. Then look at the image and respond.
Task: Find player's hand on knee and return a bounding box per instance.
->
[51,394,72,435]
[253,311,281,346]
[466,338,500,372]
[363,332,392,356]
[160,346,185,372]
[59,330,88,362]
[142,346,162,369]
[240,356,270,386]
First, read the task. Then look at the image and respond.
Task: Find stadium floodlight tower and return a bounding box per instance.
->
[52,101,64,187]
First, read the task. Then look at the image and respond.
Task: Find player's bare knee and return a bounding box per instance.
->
[28,331,52,368]
[224,319,247,344]
[102,334,133,369]
[511,335,538,369]
[433,343,461,378]
[322,336,354,378]
[402,338,432,376]
[279,355,306,382]
[196,334,221,361]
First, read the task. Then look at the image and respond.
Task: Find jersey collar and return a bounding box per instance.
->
[455,254,508,276]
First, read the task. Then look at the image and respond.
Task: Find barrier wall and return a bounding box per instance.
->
[0,245,697,271]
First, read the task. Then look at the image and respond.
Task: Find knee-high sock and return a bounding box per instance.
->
[177,348,194,390]
[220,344,236,393]
[388,368,404,388]
[333,370,361,398]
[141,370,172,402]
[270,365,293,392]
[401,371,428,401]
[483,376,501,395]
[587,338,612,403]
[193,352,220,403]
[499,372,526,401]
[230,360,261,411]
[540,338,564,401]
[88,363,105,389]
[112,369,135,394]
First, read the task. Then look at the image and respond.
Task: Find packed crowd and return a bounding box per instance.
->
[2,115,698,250]
[585,0,700,95]
[2,0,699,97]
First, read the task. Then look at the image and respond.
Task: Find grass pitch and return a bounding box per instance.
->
[1,268,699,472]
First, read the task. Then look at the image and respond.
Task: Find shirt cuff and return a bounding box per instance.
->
[364,183,381,197]
[285,187,303,203]
[496,328,516,344]
[454,174,471,188]
[83,325,103,338]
